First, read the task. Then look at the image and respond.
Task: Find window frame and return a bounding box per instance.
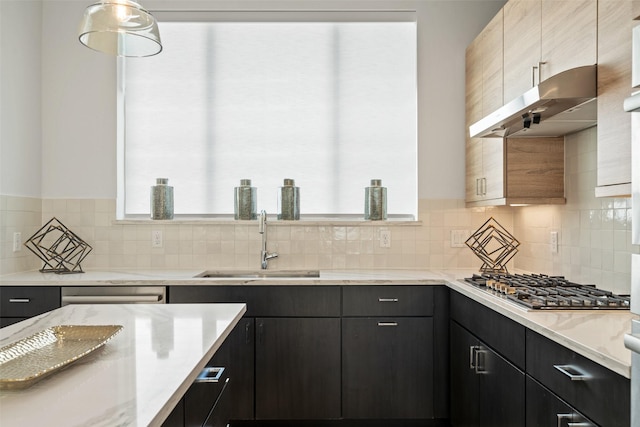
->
[116,10,418,222]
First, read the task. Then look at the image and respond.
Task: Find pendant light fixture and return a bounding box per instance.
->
[78,0,162,57]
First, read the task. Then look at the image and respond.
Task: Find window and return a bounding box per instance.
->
[118,12,417,219]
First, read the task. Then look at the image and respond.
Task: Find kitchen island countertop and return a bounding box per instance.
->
[0,302,246,427]
[0,268,636,378]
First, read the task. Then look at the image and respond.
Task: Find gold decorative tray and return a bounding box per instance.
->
[0,325,123,390]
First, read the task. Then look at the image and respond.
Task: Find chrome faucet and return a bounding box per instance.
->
[259,210,278,269]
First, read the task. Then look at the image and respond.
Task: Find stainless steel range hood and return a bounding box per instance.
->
[469,65,597,138]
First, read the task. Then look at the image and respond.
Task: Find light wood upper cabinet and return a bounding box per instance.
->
[466,136,565,207]
[466,11,505,205]
[466,4,566,207]
[482,12,505,115]
[595,0,638,197]
[503,0,541,102]
[505,137,564,200]
[540,0,597,81]
[503,0,596,101]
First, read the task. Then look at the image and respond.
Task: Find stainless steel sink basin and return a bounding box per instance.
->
[195,270,320,279]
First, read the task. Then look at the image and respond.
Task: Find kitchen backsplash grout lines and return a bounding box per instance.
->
[0,128,635,294]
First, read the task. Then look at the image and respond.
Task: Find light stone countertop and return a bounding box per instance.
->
[0,268,636,378]
[0,303,246,427]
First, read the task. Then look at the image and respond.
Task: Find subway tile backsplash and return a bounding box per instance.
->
[1,127,636,294]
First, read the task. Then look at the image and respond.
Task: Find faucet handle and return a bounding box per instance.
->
[259,210,267,233]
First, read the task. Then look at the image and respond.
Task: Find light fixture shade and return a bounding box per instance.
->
[78,0,162,57]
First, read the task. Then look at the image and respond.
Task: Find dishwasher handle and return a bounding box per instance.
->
[62,294,163,304]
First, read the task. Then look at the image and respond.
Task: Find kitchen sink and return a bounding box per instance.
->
[195,270,320,279]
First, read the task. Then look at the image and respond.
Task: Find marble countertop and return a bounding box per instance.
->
[447,279,637,379]
[0,268,636,378]
[0,268,455,286]
[0,303,246,427]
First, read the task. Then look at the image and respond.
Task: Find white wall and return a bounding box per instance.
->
[31,0,505,200]
[41,0,116,199]
[0,0,42,197]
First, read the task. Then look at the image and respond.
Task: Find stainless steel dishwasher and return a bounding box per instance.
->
[61,286,166,305]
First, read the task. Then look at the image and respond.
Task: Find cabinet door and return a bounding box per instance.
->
[503,0,541,102]
[450,320,525,427]
[596,0,637,196]
[505,137,564,201]
[466,139,484,202]
[540,0,597,81]
[477,344,525,427]
[526,376,597,427]
[255,317,341,420]
[481,138,505,201]
[465,138,505,204]
[342,317,434,419]
[450,321,480,427]
[209,318,254,421]
[482,10,504,115]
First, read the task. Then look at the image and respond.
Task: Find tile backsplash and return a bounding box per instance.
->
[1,127,635,295]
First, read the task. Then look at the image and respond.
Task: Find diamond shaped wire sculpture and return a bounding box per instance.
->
[24,217,92,274]
[465,217,520,274]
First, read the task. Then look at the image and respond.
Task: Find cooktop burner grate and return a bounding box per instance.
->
[464,273,630,310]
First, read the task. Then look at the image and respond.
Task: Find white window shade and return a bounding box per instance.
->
[120,18,417,218]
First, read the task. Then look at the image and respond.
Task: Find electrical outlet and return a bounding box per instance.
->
[450,230,469,248]
[152,230,163,248]
[550,231,558,254]
[12,232,22,252]
[380,230,391,248]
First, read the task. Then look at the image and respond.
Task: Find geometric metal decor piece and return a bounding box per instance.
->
[465,217,520,274]
[23,217,92,274]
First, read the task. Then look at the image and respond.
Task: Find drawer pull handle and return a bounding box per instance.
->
[8,298,30,303]
[474,348,486,374]
[378,298,399,302]
[469,346,478,369]
[557,413,572,427]
[568,423,595,427]
[195,367,225,383]
[553,364,589,381]
[377,322,398,327]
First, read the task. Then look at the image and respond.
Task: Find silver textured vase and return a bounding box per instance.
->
[234,179,257,220]
[365,179,387,220]
[150,178,174,220]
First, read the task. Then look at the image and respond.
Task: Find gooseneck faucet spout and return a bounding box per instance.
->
[259,210,278,269]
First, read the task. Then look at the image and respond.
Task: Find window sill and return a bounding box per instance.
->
[114,217,421,226]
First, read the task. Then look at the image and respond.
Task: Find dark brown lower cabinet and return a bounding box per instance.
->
[163,365,230,427]
[526,329,629,427]
[526,376,596,427]
[169,285,343,422]
[255,317,341,420]
[342,317,434,419]
[449,320,525,427]
[184,371,230,427]
[209,318,255,421]
[0,286,60,327]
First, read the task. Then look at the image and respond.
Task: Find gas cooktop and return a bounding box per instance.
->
[464,273,631,310]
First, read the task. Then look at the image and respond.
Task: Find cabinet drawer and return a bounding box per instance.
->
[169,286,340,317]
[450,291,525,369]
[526,376,596,427]
[0,286,60,318]
[342,286,434,316]
[526,330,630,427]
